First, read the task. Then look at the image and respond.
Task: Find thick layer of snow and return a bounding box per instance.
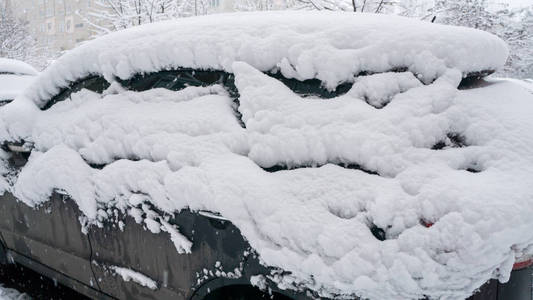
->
[498,78,533,93]
[18,11,508,110]
[0,75,35,101]
[349,72,423,108]
[0,13,530,300]
[3,67,533,299]
[111,266,158,290]
[0,59,37,76]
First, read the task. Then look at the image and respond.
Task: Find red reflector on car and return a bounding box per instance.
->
[421,221,433,228]
[513,258,533,270]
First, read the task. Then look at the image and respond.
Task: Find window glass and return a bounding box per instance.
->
[119,69,241,125]
[45,0,54,17]
[120,69,229,92]
[120,69,348,99]
[43,76,110,110]
[267,73,353,99]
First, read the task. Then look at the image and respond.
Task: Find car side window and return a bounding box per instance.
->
[43,76,110,110]
[268,73,353,98]
[120,70,229,92]
[120,69,350,99]
[42,69,351,111]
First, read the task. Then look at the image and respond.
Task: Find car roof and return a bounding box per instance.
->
[0,58,38,76]
[0,74,36,101]
[23,11,507,108]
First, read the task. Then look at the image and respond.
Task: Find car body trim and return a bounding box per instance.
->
[198,211,230,221]
[5,249,115,300]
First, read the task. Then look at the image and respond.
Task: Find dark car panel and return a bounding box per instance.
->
[0,192,98,290]
[0,189,313,299]
[88,209,250,299]
[498,266,532,300]
[2,248,108,299]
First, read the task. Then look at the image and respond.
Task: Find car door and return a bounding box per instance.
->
[85,70,249,299]
[0,190,102,297]
[0,76,112,298]
[88,207,252,300]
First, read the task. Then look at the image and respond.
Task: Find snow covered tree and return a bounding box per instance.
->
[233,0,277,11]
[0,0,38,62]
[499,6,533,78]
[290,0,395,12]
[427,0,497,28]
[86,0,213,34]
[400,0,533,79]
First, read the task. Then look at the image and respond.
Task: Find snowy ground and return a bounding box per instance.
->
[0,285,28,300]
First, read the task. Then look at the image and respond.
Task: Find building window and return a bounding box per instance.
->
[45,0,54,17]
[75,23,84,28]
[46,18,56,35]
[39,0,46,17]
[57,0,65,15]
[58,21,65,33]
[65,16,74,33]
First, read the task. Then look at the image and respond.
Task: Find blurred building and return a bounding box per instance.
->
[6,0,277,55]
[7,0,235,54]
[8,0,96,53]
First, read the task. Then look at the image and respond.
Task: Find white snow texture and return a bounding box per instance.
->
[0,58,38,76]
[111,266,158,290]
[0,74,36,102]
[0,11,531,300]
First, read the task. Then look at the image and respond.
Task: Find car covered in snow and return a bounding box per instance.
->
[0,58,37,106]
[0,11,533,300]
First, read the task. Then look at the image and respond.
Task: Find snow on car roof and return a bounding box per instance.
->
[0,58,38,76]
[0,74,36,101]
[24,11,508,108]
[1,12,532,300]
